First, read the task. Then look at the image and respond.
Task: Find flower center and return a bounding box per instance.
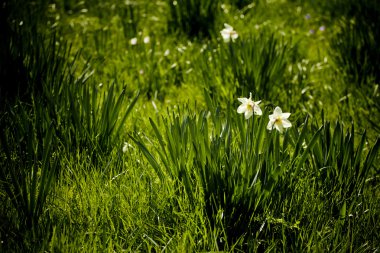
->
[275,117,282,124]
[246,102,254,111]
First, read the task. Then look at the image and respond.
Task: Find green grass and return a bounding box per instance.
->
[1,0,379,252]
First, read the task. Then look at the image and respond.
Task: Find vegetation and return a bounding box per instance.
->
[0,0,379,252]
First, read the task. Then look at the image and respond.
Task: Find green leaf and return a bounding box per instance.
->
[292,115,309,160]
[295,126,323,173]
[129,135,165,181]
[339,200,347,224]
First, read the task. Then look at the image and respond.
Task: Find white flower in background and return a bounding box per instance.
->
[267,106,292,133]
[143,36,150,44]
[220,23,238,42]
[122,142,134,153]
[151,100,158,112]
[237,92,262,119]
[164,49,170,56]
[130,37,137,45]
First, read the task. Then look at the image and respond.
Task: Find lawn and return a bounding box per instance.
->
[0,0,379,252]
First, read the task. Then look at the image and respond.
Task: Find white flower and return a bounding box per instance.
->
[267,106,292,133]
[130,37,137,45]
[122,142,134,153]
[220,23,238,42]
[237,92,262,119]
[151,100,158,112]
[164,49,170,56]
[143,36,150,44]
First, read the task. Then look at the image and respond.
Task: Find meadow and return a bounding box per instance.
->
[0,0,379,252]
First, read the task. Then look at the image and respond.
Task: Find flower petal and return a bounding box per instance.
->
[281,112,291,119]
[221,30,230,36]
[237,104,246,113]
[222,37,230,42]
[254,105,262,115]
[130,38,137,45]
[267,120,274,130]
[224,23,233,30]
[245,110,253,119]
[273,106,282,117]
[282,119,292,128]
[274,122,284,133]
[238,97,248,103]
[220,31,231,42]
[255,100,261,105]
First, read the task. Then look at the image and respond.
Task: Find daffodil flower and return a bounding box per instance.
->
[130,38,137,45]
[220,23,238,43]
[267,106,292,133]
[237,92,262,119]
[123,142,134,153]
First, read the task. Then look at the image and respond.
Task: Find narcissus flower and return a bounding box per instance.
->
[130,37,137,45]
[267,106,292,133]
[237,92,262,119]
[220,23,238,42]
[122,142,134,153]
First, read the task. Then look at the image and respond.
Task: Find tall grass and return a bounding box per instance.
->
[0,0,50,105]
[0,100,58,233]
[326,0,380,134]
[197,30,294,107]
[227,32,291,99]
[0,0,379,251]
[131,96,379,250]
[167,0,220,38]
[0,17,139,251]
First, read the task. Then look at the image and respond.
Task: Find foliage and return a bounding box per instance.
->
[167,0,220,38]
[0,100,58,232]
[0,0,379,251]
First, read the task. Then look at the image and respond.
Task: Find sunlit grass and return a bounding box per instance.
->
[0,0,379,252]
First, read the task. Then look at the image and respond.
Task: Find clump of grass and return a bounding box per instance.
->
[0,99,59,245]
[0,25,139,251]
[330,20,380,87]
[0,0,51,105]
[167,0,220,38]
[197,30,293,107]
[119,1,142,39]
[132,95,380,250]
[229,0,254,9]
[325,0,380,134]
[226,32,292,99]
[1,0,380,251]
[311,0,380,87]
[124,38,184,100]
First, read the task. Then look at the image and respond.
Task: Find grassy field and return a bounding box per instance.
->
[0,0,379,252]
